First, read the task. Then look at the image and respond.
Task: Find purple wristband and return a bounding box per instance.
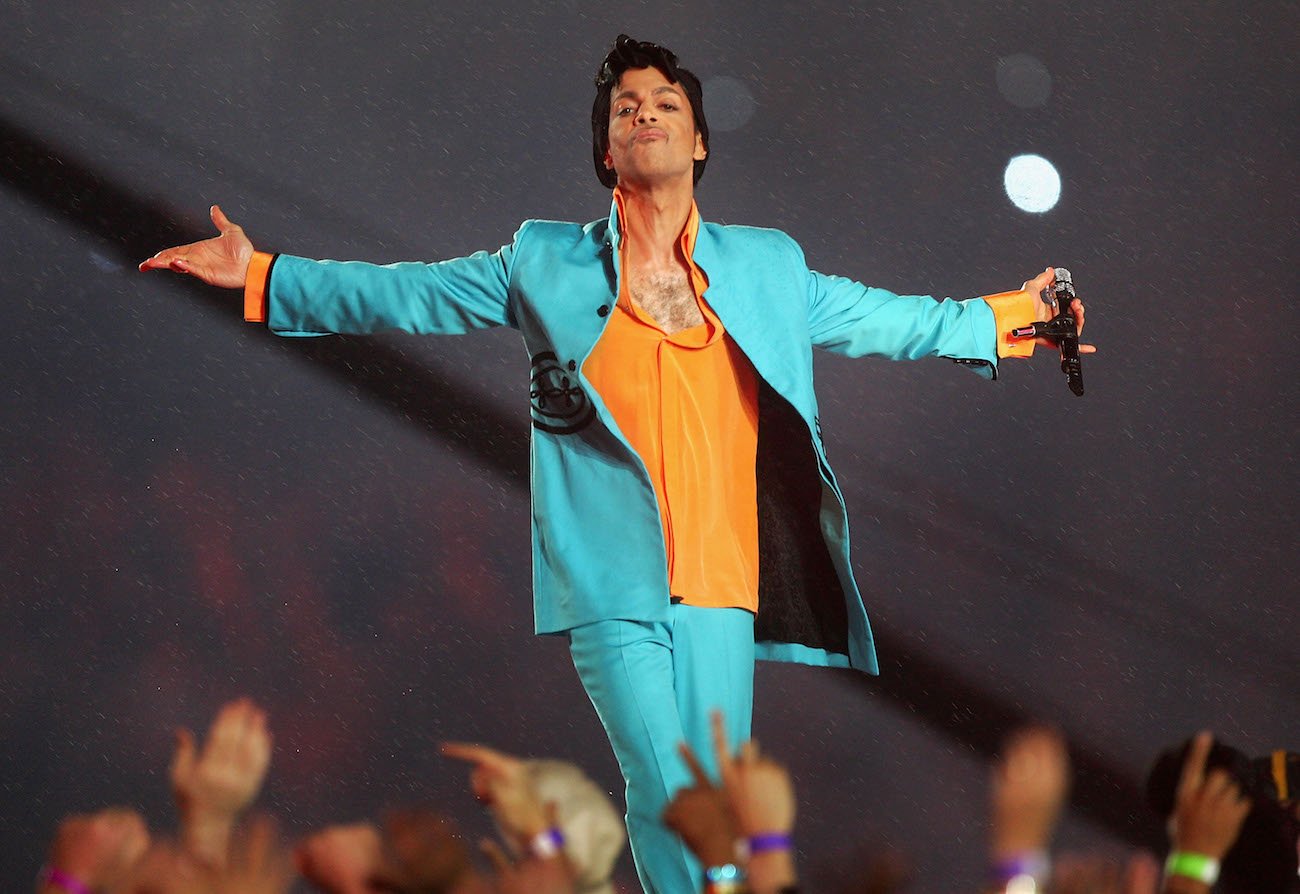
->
[989,851,1051,884]
[748,832,793,854]
[39,866,95,894]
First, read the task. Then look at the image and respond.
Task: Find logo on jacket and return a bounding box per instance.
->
[529,351,595,434]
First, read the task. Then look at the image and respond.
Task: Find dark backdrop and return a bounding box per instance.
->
[2,2,1296,891]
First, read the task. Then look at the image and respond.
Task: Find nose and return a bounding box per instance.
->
[635,103,657,124]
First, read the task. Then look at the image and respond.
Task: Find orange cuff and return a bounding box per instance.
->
[982,289,1037,359]
[243,251,275,323]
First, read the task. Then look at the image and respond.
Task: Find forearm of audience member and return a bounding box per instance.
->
[481,838,576,894]
[747,848,799,894]
[1160,878,1211,894]
[707,712,798,892]
[211,814,293,894]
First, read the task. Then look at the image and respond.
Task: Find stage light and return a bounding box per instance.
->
[1004,154,1061,213]
[702,75,756,132]
[996,53,1052,109]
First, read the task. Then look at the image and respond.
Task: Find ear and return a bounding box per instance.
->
[693,132,707,161]
[604,148,615,170]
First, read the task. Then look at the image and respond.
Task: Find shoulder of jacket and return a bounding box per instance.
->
[511,218,607,250]
[700,221,801,250]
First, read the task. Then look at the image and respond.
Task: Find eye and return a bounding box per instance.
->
[660,102,678,111]
[615,107,635,116]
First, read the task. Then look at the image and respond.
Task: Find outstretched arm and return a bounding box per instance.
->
[802,236,1093,371]
[140,205,519,336]
[139,205,253,289]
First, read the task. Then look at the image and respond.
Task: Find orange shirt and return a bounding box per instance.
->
[582,192,760,611]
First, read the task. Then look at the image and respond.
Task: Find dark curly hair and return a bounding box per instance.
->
[591,35,709,189]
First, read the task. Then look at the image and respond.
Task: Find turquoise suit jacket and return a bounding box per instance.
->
[262,200,1004,675]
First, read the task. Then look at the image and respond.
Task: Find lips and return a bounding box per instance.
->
[632,129,667,143]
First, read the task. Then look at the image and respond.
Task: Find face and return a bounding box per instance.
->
[604,66,706,188]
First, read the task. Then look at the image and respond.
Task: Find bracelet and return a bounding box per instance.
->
[527,827,566,859]
[748,831,794,854]
[703,862,746,894]
[1164,850,1220,885]
[37,867,95,894]
[989,850,1051,892]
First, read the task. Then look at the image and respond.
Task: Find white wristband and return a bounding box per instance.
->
[528,826,565,859]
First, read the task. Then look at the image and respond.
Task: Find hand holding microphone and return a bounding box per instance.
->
[1012,267,1092,396]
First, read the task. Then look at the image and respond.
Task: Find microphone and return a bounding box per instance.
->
[1010,267,1084,396]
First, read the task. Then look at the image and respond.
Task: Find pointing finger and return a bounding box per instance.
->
[1177,731,1213,800]
[678,740,712,788]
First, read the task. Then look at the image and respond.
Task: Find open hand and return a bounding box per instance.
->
[171,697,272,866]
[989,725,1071,858]
[139,204,254,289]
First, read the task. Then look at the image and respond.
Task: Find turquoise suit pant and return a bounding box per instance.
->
[568,604,755,894]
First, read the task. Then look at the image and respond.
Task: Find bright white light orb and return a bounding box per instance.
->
[1004,154,1062,213]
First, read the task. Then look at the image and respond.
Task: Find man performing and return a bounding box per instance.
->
[141,35,1090,893]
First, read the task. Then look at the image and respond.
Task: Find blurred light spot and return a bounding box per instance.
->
[1004,154,1061,213]
[701,75,756,132]
[90,250,121,273]
[996,53,1052,108]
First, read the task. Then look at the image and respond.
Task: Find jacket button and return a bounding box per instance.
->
[567,360,577,372]
[597,304,610,317]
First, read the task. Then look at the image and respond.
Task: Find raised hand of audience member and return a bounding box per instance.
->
[440,742,549,849]
[40,807,150,894]
[710,711,795,840]
[709,710,797,894]
[988,724,1070,888]
[1162,731,1251,894]
[662,740,738,869]
[170,697,273,867]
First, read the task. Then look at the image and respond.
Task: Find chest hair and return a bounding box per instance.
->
[628,265,704,335]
